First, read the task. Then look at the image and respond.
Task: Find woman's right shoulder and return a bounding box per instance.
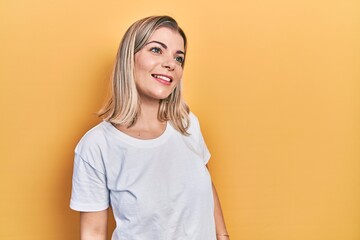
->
[75,121,109,154]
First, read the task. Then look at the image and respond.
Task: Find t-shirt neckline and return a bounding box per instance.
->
[102,120,174,148]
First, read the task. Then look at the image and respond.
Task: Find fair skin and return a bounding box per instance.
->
[80,27,228,239]
[117,27,184,139]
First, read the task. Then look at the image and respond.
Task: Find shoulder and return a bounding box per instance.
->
[187,111,202,136]
[75,121,110,157]
[189,111,198,123]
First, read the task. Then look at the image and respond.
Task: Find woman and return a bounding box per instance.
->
[70,15,229,240]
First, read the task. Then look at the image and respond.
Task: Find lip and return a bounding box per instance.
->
[151,74,173,85]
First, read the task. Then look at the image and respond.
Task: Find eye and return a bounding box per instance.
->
[150,47,162,54]
[175,56,184,64]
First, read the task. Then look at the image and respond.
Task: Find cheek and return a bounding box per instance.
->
[134,54,154,75]
[137,59,151,70]
[134,62,147,76]
[175,68,184,81]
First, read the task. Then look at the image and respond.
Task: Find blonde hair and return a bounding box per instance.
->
[98,16,190,135]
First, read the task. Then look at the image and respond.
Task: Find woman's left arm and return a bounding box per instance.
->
[212,181,230,239]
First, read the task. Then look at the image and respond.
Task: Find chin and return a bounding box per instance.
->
[157,94,172,101]
[153,91,173,100]
[138,88,175,102]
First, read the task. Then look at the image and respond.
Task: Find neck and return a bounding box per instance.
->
[114,97,166,139]
[136,98,162,128]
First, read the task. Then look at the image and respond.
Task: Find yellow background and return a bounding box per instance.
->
[1,0,359,239]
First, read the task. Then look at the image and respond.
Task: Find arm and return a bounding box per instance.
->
[212,182,230,240]
[80,209,108,240]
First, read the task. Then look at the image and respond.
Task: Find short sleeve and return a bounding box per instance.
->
[70,153,109,212]
[189,112,211,165]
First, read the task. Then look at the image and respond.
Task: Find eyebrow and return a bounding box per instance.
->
[145,41,185,55]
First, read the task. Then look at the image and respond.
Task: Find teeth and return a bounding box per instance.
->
[153,74,171,82]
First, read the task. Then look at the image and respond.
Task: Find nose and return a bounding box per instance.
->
[161,58,176,71]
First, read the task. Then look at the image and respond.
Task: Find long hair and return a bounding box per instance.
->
[98,15,190,135]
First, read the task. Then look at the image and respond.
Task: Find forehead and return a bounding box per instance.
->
[148,27,185,51]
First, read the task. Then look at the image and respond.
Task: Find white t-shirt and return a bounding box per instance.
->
[70,113,216,240]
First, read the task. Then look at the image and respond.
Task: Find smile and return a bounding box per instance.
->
[152,74,173,84]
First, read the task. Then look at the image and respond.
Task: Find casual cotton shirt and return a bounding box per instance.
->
[70,113,216,240]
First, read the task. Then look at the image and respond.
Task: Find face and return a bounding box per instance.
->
[134,27,185,103]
